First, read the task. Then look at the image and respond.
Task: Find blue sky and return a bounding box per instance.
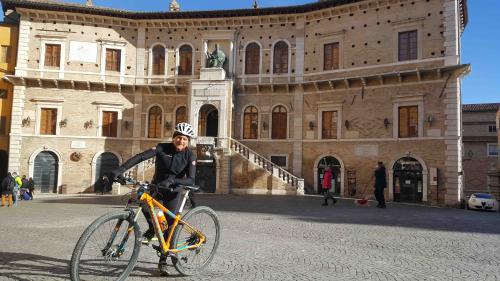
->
[1,0,498,104]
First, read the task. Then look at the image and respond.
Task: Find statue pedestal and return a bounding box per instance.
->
[200,68,226,80]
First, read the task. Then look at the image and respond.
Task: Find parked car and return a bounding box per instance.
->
[467,193,499,211]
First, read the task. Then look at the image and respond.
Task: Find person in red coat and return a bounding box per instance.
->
[322,167,337,206]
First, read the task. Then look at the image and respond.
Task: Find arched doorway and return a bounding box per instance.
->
[34,151,58,193]
[393,157,423,203]
[198,104,218,137]
[0,150,7,180]
[95,152,120,193]
[316,156,342,195]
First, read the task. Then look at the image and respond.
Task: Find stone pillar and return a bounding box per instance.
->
[135,26,146,83]
[8,86,26,173]
[292,92,304,177]
[14,19,30,77]
[443,79,462,206]
[443,0,460,66]
[294,19,305,82]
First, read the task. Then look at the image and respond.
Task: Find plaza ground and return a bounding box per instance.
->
[0,194,499,280]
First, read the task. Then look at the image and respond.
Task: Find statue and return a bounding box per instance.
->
[206,44,226,68]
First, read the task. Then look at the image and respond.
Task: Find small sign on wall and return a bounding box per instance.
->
[69,41,98,63]
[71,140,87,149]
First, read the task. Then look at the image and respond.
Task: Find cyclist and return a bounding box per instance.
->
[110,122,197,275]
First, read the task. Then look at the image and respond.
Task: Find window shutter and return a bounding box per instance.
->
[245,43,260,75]
[110,112,118,137]
[399,107,409,137]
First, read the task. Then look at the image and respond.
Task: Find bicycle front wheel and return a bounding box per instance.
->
[172,206,221,276]
[70,211,141,281]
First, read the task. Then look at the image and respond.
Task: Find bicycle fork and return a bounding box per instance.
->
[101,209,141,259]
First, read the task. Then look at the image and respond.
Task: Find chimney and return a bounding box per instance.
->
[170,0,180,12]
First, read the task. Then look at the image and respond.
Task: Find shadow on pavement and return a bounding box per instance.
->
[37,194,500,235]
[0,252,69,280]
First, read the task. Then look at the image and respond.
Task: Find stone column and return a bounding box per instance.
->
[443,0,460,66]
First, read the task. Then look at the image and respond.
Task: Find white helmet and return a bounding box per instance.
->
[174,122,195,138]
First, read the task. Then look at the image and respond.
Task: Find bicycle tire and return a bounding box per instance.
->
[172,206,221,276]
[70,211,141,281]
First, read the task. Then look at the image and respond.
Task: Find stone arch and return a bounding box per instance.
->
[149,42,167,76]
[388,154,429,202]
[90,151,122,192]
[28,147,63,193]
[313,153,346,196]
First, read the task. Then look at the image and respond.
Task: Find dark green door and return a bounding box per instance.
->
[34,151,58,193]
[393,157,423,203]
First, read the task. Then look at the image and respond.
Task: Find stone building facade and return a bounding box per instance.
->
[1,0,469,205]
[462,103,500,197]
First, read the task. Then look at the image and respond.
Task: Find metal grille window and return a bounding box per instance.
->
[245,43,260,75]
[273,41,288,74]
[148,106,162,138]
[272,105,287,139]
[40,108,57,135]
[322,111,338,139]
[399,106,419,138]
[243,106,258,139]
[178,45,192,75]
[324,42,340,70]
[488,144,498,157]
[102,111,118,137]
[270,156,287,168]
[398,30,418,61]
[152,45,165,75]
[44,44,61,67]
[105,48,121,72]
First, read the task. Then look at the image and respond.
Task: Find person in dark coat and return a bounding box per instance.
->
[373,161,387,208]
[1,172,14,207]
[27,177,35,200]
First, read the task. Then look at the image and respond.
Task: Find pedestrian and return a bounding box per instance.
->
[321,167,337,206]
[1,172,14,207]
[20,175,29,200]
[28,177,35,200]
[373,161,387,208]
[12,172,21,206]
[110,122,196,276]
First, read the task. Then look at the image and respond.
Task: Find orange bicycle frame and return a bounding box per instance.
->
[140,191,205,254]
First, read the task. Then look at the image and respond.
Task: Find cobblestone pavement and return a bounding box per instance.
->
[0,194,500,281]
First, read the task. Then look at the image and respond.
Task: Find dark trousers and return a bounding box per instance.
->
[374,186,386,206]
[142,191,180,240]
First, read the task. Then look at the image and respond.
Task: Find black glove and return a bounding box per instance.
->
[158,175,176,191]
[109,168,126,183]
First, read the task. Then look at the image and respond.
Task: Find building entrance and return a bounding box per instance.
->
[198,104,218,137]
[195,144,216,193]
[34,151,58,193]
[317,156,341,195]
[393,157,423,203]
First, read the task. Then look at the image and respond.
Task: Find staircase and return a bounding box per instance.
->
[119,137,305,195]
[217,137,304,195]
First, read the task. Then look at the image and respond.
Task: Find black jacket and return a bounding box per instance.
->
[115,143,196,188]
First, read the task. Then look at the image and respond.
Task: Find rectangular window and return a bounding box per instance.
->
[105,48,121,72]
[488,144,498,157]
[398,30,418,61]
[0,116,7,136]
[270,156,287,168]
[0,46,9,63]
[40,108,57,135]
[323,42,340,71]
[399,106,419,138]
[102,111,118,137]
[322,111,338,139]
[44,44,61,67]
[488,125,497,133]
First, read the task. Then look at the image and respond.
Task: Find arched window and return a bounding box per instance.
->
[148,106,162,138]
[175,106,187,125]
[243,106,258,139]
[272,105,287,139]
[178,45,192,75]
[245,43,260,75]
[273,41,289,74]
[152,45,165,75]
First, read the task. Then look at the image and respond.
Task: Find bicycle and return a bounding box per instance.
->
[69,178,221,280]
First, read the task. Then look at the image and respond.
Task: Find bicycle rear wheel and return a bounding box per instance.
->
[172,206,221,276]
[70,211,141,281]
